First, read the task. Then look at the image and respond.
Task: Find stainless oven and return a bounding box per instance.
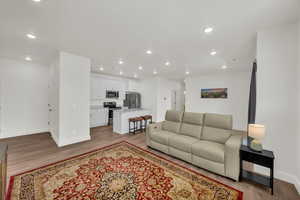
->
[103,102,122,125]
[106,90,119,98]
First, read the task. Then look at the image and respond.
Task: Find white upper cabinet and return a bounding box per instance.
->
[90,74,128,100]
[128,80,141,92]
[90,76,105,99]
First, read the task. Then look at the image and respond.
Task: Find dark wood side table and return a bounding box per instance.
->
[239,145,275,195]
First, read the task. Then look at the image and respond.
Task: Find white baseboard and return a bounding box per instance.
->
[90,122,108,128]
[254,165,300,194]
[294,177,300,195]
[50,132,59,145]
[295,177,300,195]
[0,128,49,139]
[57,135,91,147]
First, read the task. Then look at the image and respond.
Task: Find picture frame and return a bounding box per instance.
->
[201,88,228,98]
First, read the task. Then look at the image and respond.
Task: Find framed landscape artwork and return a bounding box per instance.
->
[201,88,228,98]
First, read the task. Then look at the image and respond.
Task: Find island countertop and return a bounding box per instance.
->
[113,108,149,113]
[113,108,151,134]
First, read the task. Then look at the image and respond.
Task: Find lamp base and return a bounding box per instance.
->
[250,139,263,152]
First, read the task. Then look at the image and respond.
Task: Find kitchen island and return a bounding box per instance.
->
[113,108,151,134]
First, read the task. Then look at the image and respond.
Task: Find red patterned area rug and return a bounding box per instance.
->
[7,141,243,200]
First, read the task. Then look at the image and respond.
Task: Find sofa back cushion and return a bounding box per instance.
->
[162,110,184,133]
[180,112,204,139]
[202,113,233,144]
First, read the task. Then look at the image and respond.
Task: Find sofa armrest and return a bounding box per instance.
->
[225,134,242,181]
[146,122,163,146]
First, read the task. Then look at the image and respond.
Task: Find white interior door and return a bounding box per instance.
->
[171,90,177,110]
[48,64,59,140]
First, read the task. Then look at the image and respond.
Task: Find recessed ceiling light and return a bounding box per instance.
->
[146,50,152,55]
[165,61,170,66]
[134,74,138,78]
[138,66,143,70]
[118,60,124,65]
[153,70,157,75]
[185,71,190,75]
[25,56,32,61]
[221,65,227,69]
[119,71,123,75]
[99,67,104,71]
[32,0,41,2]
[26,33,36,39]
[210,50,217,56]
[204,27,214,34]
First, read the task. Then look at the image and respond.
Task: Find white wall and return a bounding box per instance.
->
[57,52,91,146]
[49,58,60,143]
[185,72,251,130]
[138,77,183,122]
[0,58,49,138]
[257,23,299,190]
[156,78,183,122]
[139,78,158,121]
[48,52,91,147]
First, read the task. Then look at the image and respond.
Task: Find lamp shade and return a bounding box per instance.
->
[248,124,265,140]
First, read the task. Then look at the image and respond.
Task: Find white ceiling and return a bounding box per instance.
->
[0,0,299,80]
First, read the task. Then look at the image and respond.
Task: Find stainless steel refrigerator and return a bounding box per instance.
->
[123,92,141,109]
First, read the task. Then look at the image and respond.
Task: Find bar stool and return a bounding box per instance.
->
[141,115,153,132]
[129,117,143,134]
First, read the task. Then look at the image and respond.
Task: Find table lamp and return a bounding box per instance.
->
[248,124,265,152]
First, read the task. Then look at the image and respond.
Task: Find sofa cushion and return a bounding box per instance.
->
[202,113,233,144]
[202,127,232,144]
[162,121,181,133]
[180,124,202,139]
[150,130,177,145]
[162,110,184,133]
[182,112,204,125]
[180,112,204,138]
[165,110,184,122]
[192,140,225,163]
[169,135,199,153]
[204,113,232,129]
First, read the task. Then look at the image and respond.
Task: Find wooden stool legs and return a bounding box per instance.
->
[129,117,143,134]
[141,115,153,132]
[129,115,152,134]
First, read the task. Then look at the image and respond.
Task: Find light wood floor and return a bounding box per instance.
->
[1,126,299,200]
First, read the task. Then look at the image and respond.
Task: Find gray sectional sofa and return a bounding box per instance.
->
[146,110,245,181]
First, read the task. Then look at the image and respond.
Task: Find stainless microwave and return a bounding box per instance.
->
[106,90,119,98]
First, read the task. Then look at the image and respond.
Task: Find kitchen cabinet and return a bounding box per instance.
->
[90,76,105,99]
[90,107,108,127]
[90,74,127,100]
[128,80,141,92]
